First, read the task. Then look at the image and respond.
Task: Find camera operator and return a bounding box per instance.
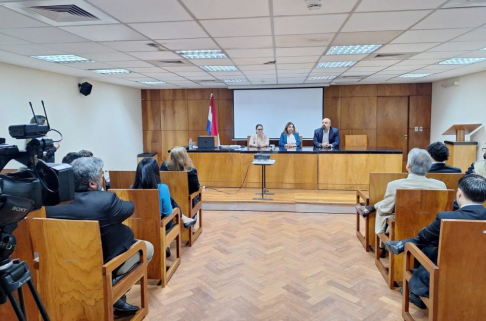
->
[29,115,59,163]
[45,157,154,317]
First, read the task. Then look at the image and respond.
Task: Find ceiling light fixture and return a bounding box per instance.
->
[222,79,247,83]
[399,73,431,78]
[481,47,486,51]
[138,81,167,85]
[438,58,486,65]
[177,50,227,59]
[31,54,94,64]
[200,65,238,72]
[89,69,131,74]
[317,61,356,68]
[325,45,382,55]
[309,76,336,80]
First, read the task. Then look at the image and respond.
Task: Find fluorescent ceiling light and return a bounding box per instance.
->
[138,81,167,85]
[176,50,227,59]
[31,55,94,64]
[438,58,486,65]
[309,76,336,80]
[222,79,247,83]
[399,73,431,78]
[200,65,238,72]
[481,47,486,51]
[326,45,381,55]
[89,69,131,74]
[317,61,356,68]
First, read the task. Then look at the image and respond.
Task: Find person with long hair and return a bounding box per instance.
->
[160,146,200,197]
[279,122,301,148]
[132,158,196,228]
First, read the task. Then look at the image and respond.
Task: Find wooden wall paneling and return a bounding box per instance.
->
[141,89,160,101]
[341,85,377,97]
[340,97,377,130]
[340,129,377,147]
[408,128,431,150]
[187,89,216,100]
[377,84,410,96]
[323,97,341,128]
[161,131,189,159]
[160,89,187,101]
[142,100,161,131]
[188,100,211,131]
[161,100,188,131]
[218,88,233,100]
[217,99,234,132]
[409,96,431,129]
[219,131,234,145]
[188,130,209,144]
[324,86,341,98]
[409,83,432,96]
[143,131,163,163]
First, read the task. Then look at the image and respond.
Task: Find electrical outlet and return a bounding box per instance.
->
[419,127,423,132]
[415,126,418,132]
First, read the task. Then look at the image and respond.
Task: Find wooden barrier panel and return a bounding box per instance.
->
[109,171,136,189]
[191,153,242,187]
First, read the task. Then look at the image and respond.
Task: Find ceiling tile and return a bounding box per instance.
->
[189,58,234,66]
[83,52,137,62]
[46,42,119,54]
[273,0,358,15]
[241,70,276,75]
[156,38,218,50]
[108,61,156,68]
[226,49,274,58]
[350,66,386,72]
[342,11,432,32]
[174,71,209,76]
[0,33,29,45]
[332,31,402,46]
[163,66,202,72]
[68,62,114,70]
[126,67,167,73]
[417,64,461,70]
[341,70,374,76]
[130,21,208,39]
[215,36,273,49]
[278,77,306,84]
[394,59,441,66]
[452,27,486,42]
[277,68,311,74]
[0,27,88,44]
[311,68,348,74]
[88,0,192,23]
[410,51,468,59]
[201,18,271,37]
[354,60,402,67]
[319,54,368,62]
[278,56,319,64]
[275,34,334,48]
[459,50,486,58]
[238,64,276,71]
[385,65,423,71]
[428,41,486,52]
[99,41,160,52]
[392,29,471,44]
[182,0,269,19]
[126,51,182,60]
[61,25,147,42]
[0,44,65,56]
[277,63,316,70]
[0,7,47,28]
[274,15,347,35]
[413,8,486,29]
[233,57,275,65]
[356,0,446,12]
[276,47,326,57]
[377,43,440,53]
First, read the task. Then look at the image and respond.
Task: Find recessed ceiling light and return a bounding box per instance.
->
[138,81,167,85]
[89,69,131,74]
[399,73,431,78]
[176,50,227,59]
[31,55,94,64]
[438,58,486,65]
[317,61,356,68]
[325,45,381,55]
[200,65,238,72]
[222,79,247,83]
[309,76,336,80]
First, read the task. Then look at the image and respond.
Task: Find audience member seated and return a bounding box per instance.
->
[132,157,196,229]
[61,152,84,164]
[29,115,60,163]
[384,174,486,308]
[46,157,154,317]
[249,124,269,148]
[279,122,301,148]
[161,146,201,206]
[427,141,461,173]
[465,149,486,175]
[79,149,94,157]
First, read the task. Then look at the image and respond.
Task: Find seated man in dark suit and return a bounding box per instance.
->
[385,174,486,308]
[313,118,340,149]
[46,157,154,317]
[427,141,461,173]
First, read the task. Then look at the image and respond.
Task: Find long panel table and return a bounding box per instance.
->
[189,147,402,190]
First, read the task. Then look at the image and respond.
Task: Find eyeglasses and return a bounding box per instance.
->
[257,128,263,131]
[482,147,486,152]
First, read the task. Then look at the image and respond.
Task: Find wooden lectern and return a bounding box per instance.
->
[137,152,158,164]
[443,124,481,172]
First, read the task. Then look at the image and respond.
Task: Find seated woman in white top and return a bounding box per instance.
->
[249,124,270,148]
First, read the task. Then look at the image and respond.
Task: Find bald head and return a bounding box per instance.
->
[322,118,331,130]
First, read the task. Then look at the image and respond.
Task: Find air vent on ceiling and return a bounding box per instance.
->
[159,60,184,64]
[27,5,99,22]
[374,53,406,58]
[146,43,166,51]
[264,60,276,65]
[198,80,219,82]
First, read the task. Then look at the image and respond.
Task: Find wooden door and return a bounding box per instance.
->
[376,97,409,170]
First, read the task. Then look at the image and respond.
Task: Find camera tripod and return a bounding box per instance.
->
[0,230,50,321]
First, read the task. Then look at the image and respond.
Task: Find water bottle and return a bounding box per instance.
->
[189,138,193,149]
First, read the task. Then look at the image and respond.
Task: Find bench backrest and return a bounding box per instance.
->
[160,171,190,215]
[109,171,136,189]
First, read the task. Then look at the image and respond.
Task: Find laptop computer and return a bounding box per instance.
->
[198,136,216,149]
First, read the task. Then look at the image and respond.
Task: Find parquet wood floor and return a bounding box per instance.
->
[125,211,428,321]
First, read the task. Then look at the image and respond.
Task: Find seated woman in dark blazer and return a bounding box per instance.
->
[160,146,201,204]
[279,122,301,148]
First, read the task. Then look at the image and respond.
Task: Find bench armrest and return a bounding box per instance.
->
[404,243,438,274]
[161,207,180,227]
[102,240,147,276]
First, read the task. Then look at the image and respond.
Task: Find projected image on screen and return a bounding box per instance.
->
[233,88,324,139]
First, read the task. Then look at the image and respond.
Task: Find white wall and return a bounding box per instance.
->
[431,70,486,160]
[0,62,142,170]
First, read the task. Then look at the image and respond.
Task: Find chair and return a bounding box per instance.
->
[247,135,251,146]
[403,219,486,321]
[109,171,136,189]
[31,218,149,321]
[375,189,455,289]
[345,135,367,147]
[160,171,203,246]
[356,173,463,253]
[111,189,181,287]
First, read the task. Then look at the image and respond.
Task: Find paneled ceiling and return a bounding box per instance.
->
[1,0,486,89]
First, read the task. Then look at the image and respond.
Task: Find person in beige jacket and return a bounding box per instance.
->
[374,148,447,234]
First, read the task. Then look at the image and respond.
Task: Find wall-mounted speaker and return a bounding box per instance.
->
[78,82,93,96]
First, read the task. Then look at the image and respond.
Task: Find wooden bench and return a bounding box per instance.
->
[375,189,455,288]
[356,172,463,252]
[111,189,181,287]
[403,219,486,321]
[109,171,136,189]
[31,218,149,321]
